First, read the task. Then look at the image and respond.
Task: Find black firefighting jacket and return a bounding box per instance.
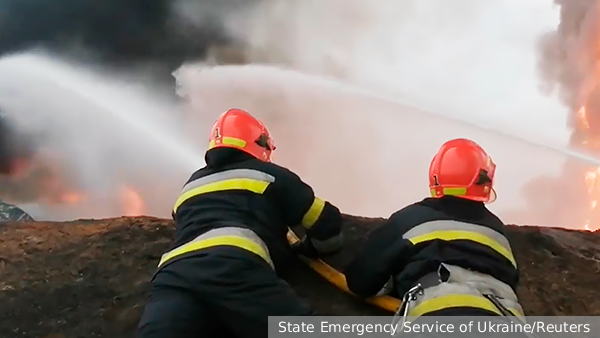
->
[344,196,519,298]
[169,147,343,273]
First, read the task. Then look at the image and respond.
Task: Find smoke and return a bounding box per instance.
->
[0,0,256,80]
[221,0,566,141]
[212,0,584,226]
[538,0,600,124]
[0,112,35,175]
[0,53,204,220]
[530,0,600,228]
[173,64,574,221]
[1,0,592,228]
[0,0,256,217]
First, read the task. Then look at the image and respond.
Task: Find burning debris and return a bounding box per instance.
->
[0,103,150,220]
[0,52,206,221]
[536,0,600,230]
[0,112,82,209]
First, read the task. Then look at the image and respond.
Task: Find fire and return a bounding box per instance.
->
[578,106,600,231]
[583,167,600,231]
[119,185,146,216]
[535,0,600,231]
[58,191,87,205]
[0,130,150,217]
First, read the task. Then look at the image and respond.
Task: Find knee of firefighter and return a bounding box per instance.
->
[419,282,475,303]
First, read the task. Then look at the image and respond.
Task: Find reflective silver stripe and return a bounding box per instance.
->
[196,227,274,269]
[159,227,274,270]
[402,220,516,267]
[310,233,344,254]
[181,169,276,194]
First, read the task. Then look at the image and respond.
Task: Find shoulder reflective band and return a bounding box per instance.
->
[157,227,274,270]
[301,197,325,229]
[173,169,276,213]
[403,220,517,268]
[208,137,247,149]
[408,294,524,318]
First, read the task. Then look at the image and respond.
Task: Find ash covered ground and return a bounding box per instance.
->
[1,215,599,338]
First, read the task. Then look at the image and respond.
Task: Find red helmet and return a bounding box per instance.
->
[207,108,276,162]
[428,138,496,203]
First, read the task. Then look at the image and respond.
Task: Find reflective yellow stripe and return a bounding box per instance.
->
[208,137,247,149]
[301,197,325,228]
[403,220,517,268]
[158,235,271,268]
[430,187,467,197]
[409,294,501,317]
[409,294,525,318]
[408,230,517,268]
[173,178,271,213]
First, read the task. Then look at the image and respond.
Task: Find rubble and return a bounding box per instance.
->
[0,215,599,338]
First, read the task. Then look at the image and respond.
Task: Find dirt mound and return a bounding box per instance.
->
[1,215,600,338]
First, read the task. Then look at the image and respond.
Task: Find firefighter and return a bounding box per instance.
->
[137,108,344,338]
[344,138,524,318]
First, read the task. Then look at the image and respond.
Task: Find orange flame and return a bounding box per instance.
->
[58,191,87,205]
[119,185,145,216]
[578,105,599,231]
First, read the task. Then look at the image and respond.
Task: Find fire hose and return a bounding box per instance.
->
[285,229,402,313]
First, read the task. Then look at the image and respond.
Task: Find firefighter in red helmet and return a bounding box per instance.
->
[137,108,344,338]
[345,138,524,319]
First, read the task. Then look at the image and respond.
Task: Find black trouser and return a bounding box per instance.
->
[137,247,314,338]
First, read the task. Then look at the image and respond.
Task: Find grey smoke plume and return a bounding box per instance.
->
[0,53,205,220]
[530,0,600,228]
[538,0,600,135]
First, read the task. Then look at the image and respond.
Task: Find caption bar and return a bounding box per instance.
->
[268,316,599,338]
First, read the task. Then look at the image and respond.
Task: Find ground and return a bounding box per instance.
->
[1,215,600,338]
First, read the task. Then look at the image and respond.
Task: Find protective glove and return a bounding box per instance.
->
[290,235,320,258]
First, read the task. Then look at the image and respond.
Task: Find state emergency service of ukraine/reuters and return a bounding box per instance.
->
[277,320,591,336]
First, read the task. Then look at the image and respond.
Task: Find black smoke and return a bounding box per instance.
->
[0,0,255,80]
[0,109,34,175]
